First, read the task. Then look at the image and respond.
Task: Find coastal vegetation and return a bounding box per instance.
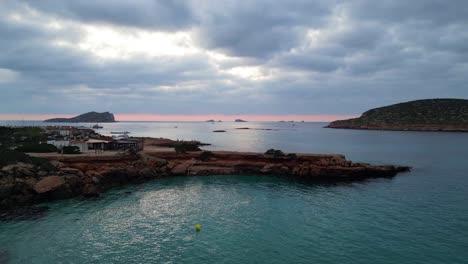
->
[265,149,285,156]
[61,146,81,154]
[0,150,55,171]
[15,143,58,153]
[264,149,297,159]
[327,99,468,132]
[0,127,45,149]
[173,141,202,153]
[199,151,215,161]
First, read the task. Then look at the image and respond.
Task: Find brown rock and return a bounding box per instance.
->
[2,163,34,174]
[60,167,84,177]
[50,160,65,169]
[260,164,290,174]
[15,162,35,169]
[171,161,194,175]
[37,171,48,177]
[16,167,36,177]
[82,184,100,198]
[260,163,276,173]
[34,176,65,194]
[188,165,235,175]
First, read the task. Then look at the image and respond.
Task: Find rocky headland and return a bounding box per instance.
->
[0,138,410,211]
[327,99,468,132]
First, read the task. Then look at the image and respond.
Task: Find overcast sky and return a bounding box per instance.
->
[0,0,467,120]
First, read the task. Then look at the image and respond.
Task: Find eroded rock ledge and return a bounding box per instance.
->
[0,150,410,210]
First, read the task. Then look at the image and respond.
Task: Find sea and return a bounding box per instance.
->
[0,121,467,264]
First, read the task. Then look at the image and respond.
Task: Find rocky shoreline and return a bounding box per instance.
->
[0,144,410,211]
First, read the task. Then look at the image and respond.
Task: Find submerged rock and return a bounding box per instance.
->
[0,249,10,264]
[82,184,100,198]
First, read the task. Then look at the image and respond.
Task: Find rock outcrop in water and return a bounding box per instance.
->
[44,111,116,123]
[327,99,468,132]
[0,144,410,210]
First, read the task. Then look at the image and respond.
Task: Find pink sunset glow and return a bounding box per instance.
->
[115,114,357,122]
[0,113,357,122]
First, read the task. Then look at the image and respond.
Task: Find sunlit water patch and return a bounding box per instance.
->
[1,175,467,264]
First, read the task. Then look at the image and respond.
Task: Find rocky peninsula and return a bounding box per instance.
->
[0,138,410,211]
[327,99,468,132]
[0,126,411,213]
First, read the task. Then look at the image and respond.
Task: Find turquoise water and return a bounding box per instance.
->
[1,122,468,263]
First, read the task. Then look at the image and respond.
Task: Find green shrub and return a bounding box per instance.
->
[15,143,58,153]
[0,126,46,150]
[0,150,56,171]
[13,127,44,140]
[199,151,215,161]
[286,153,298,159]
[62,146,81,154]
[0,150,31,167]
[174,142,201,154]
[0,127,16,150]
[265,149,285,157]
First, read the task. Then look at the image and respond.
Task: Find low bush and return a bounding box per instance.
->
[265,149,285,157]
[174,142,201,154]
[0,150,56,171]
[199,151,215,161]
[62,146,81,154]
[15,143,58,153]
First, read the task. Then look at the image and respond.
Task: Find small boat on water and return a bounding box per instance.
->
[92,124,103,129]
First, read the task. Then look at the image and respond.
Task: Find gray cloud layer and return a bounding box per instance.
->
[1,0,467,115]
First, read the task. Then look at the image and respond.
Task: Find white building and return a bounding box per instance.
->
[47,139,110,153]
[47,140,70,149]
[70,140,89,152]
[86,139,109,152]
[58,129,71,137]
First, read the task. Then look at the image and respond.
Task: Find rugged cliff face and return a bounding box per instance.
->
[0,151,410,210]
[327,99,468,132]
[44,112,116,123]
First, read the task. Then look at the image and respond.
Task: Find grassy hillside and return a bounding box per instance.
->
[327,99,468,131]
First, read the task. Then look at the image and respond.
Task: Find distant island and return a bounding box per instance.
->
[235,119,247,122]
[326,99,468,132]
[44,112,116,123]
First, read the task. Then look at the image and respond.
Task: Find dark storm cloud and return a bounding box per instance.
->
[0,0,468,116]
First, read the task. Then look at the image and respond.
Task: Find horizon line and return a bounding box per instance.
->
[0,113,358,122]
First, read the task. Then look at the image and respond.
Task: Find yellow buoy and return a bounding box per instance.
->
[195,224,201,231]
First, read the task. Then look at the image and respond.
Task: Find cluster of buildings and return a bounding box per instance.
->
[45,126,143,153]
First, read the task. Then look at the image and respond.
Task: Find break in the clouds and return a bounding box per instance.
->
[0,0,468,118]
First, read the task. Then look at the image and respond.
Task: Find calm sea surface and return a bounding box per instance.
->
[0,121,467,263]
